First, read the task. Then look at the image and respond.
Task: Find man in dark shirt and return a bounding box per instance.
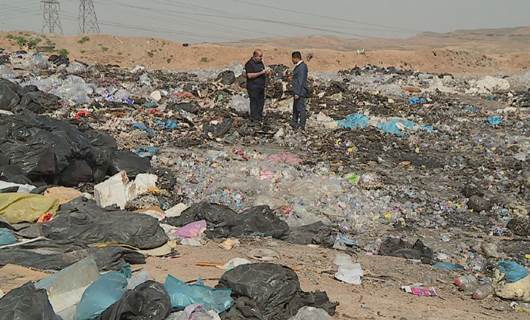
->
[245,49,270,122]
[291,51,309,130]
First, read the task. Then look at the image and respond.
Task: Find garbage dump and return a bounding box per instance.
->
[0,48,529,320]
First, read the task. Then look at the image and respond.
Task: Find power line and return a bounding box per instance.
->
[231,0,419,33]
[41,0,63,34]
[94,0,282,39]
[79,0,100,33]
[101,0,367,39]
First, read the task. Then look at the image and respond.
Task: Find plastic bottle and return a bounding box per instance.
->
[472,284,493,300]
[454,275,479,292]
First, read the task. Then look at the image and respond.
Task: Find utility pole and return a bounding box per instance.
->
[42,0,63,34]
[79,0,100,34]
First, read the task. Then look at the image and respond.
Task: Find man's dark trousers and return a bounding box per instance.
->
[248,87,265,121]
[292,97,306,128]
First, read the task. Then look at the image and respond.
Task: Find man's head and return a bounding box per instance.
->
[292,51,302,64]
[252,49,263,63]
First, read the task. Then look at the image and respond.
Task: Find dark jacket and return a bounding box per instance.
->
[292,61,309,97]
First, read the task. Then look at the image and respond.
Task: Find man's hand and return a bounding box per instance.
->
[294,95,300,100]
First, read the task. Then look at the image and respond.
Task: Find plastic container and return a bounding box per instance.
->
[454,275,479,292]
[472,284,493,300]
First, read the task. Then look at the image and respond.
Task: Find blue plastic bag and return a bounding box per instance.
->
[337,113,369,129]
[132,122,155,136]
[377,118,416,137]
[408,96,427,106]
[497,260,529,283]
[75,271,128,320]
[135,146,159,158]
[432,262,465,271]
[0,228,16,246]
[163,275,232,313]
[487,115,503,126]
[155,119,178,130]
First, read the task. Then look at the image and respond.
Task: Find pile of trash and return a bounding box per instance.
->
[0,256,336,320]
[0,106,150,186]
[0,48,529,319]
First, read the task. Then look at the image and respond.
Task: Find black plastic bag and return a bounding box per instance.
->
[0,242,145,271]
[0,110,146,185]
[0,165,33,184]
[229,206,289,239]
[217,70,236,85]
[110,150,151,178]
[218,263,337,320]
[58,159,94,186]
[100,281,171,320]
[0,79,20,111]
[48,54,70,66]
[165,202,239,238]
[165,203,289,239]
[42,198,168,249]
[287,222,335,247]
[203,117,233,138]
[18,91,60,114]
[378,237,434,264]
[0,283,59,320]
[168,102,200,114]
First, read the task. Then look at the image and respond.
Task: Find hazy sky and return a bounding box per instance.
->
[1,0,529,42]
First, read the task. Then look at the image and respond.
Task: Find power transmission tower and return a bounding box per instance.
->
[79,0,100,34]
[42,0,63,34]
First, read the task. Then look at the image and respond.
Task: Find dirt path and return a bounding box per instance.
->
[142,241,526,320]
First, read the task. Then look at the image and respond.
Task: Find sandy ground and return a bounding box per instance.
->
[143,241,528,320]
[2,240,527,320]
[1,27,530,75]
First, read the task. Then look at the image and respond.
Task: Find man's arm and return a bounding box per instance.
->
[247,69,267,79]
[292,67,303,98]
[301,64,308,96]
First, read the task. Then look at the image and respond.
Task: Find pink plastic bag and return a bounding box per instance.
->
[267,152,302,165]
[175,220,207,239]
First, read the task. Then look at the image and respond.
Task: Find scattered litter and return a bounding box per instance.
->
[401,285,438,297]
[432,262,465,271]
[248,248,280,261]
[487,115,503,126]
[334,253,363,285]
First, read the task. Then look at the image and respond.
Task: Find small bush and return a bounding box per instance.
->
[78,36,90,44]
[101,46,109,52]
[15,36,27,48]
[200,57,209,63]
[58,48,69,57]
[27,37,42,49]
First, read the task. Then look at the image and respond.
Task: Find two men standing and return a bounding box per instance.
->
[244,50,308,129]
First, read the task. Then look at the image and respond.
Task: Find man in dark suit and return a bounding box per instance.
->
[245,49,271,123]
[290,51,309,130]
